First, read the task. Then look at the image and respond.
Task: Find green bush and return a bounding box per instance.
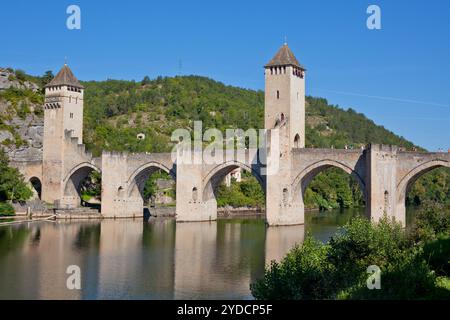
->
[251,217,444,300]
[422,235,450,276]
[409,201,450,243]
[251,236,333,300]
[343,247,436,299]
[0,202,15,216]
[327,217,408,290]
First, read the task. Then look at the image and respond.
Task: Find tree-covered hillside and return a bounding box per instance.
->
[80,76,419,155]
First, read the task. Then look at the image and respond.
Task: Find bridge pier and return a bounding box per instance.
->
[175,160,217,222]
[101,152,144,218]
[366,144,405,226]
[266,143,304,226]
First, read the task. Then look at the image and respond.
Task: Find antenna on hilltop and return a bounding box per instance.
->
[284,35,287,45]
[64,56,68,66]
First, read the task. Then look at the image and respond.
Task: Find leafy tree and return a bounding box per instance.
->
[40,70,54,87]
[0,149,33,202]
[141,76,151,86]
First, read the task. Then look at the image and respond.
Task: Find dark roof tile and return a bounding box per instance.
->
[265,44,305,69]
[46,64,83,88]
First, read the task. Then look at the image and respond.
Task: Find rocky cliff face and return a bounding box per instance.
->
[0,68,39,91]
[0,68,43,162]
[5,115,43,162]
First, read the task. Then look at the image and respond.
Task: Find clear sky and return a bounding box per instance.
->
[1,0,449,151]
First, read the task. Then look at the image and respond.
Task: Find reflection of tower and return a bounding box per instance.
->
[42,65,84,204]
[265,224,305,265]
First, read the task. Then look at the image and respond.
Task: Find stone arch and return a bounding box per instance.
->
[292,159,366,204]
[126,161,176,199]
[29,177,42,199]
[63,162,101,207]
[202,160,265,203]
[396,159,450,205]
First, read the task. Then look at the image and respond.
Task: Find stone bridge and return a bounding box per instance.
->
[9,46,450,226]
[15,137,447,226]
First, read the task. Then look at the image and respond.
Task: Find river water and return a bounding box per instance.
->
[0,208,413,299]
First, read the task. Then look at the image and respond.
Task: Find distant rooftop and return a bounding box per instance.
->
[265,43,305,70]
[46,64,83,88]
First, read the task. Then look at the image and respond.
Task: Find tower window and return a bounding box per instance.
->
[192,187,198,202]
[277,90,280,99]
[294,134,300,148]
[70,113,74,119]
[282,188,289,205]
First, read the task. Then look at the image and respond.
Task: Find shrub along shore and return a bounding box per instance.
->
[251,201,450,300]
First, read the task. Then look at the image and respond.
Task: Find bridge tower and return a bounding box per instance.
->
[264,43,306,225]
[264,43,306,149]
[41,64,84,204]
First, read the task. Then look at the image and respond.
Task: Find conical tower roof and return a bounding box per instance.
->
[265,44,305,70]
[46,64,84,88]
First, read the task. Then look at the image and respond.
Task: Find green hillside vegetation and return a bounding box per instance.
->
[1,70,448,211]
[0,149,33,215]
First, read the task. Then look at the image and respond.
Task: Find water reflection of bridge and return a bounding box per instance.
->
[0,219,306,299]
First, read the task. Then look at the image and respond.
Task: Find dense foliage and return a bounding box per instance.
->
[0,149,33,214]
[79,170,102,203]
[0,202,14,216]
[216,171,265,208]
[251,202,450,300]
[142,170,175,205]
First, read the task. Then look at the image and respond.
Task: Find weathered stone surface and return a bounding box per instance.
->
[0,68,39,91]
[0,130,13,142]
[4,115,44,162]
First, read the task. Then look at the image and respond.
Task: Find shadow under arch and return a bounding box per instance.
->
[202,160,266,202]
[396,159,450,206]
[126,161,176,198]
[29,176,42,199]
[63,162,101,208]
[126,162,177,218]
[291,159,367,207]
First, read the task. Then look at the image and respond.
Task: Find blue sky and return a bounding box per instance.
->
[1,0,449,151]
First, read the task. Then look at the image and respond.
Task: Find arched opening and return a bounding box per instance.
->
[203,162,266,215]
[398,161,450,226]
[29,177,42,200]
[127,163,176,217]
[294,134,300,148]
[63,164,101,210]
[276,90,280,99]
[384,190,390,214]
[293,161,366,224]
[282,188,289,205]
[192,187,198,202]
